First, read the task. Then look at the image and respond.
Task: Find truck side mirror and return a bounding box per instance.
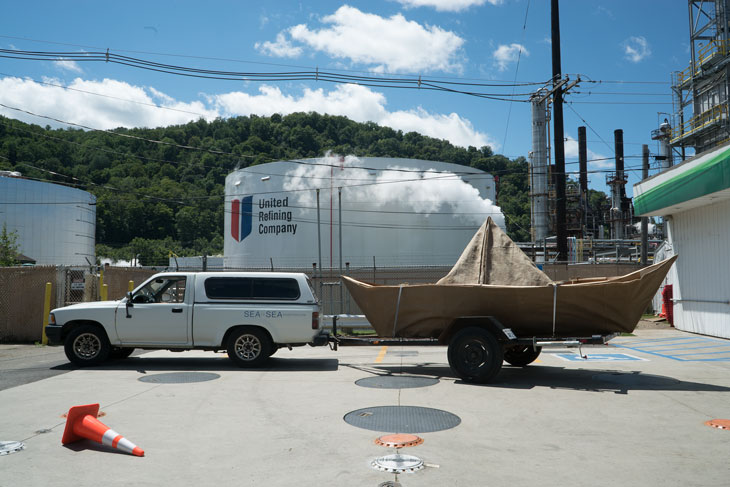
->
[126,292,134,318]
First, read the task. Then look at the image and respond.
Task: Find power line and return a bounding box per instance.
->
[0,48,539,102]
[0,35,548,86]
[501,0,531,152]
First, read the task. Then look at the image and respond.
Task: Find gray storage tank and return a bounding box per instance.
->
[0,175,96,266]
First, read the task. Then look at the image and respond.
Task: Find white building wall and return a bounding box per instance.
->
[0,177,96,266]
[668,198,730,338]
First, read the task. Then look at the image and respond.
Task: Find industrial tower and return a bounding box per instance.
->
[667,0,730,157]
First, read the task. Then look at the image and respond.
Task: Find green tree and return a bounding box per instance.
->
[0,224,20,266]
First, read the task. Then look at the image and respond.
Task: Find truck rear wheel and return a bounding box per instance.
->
[64,325,111,366]
[504,345,542,367]
[227,328,272,367]
[447,326,503,383]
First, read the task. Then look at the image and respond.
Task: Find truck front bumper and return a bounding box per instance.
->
[44,324,63,345]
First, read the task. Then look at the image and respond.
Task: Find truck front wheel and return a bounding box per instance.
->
[227,328,272,367]
[64,325,111,366]
[447,326,503,383]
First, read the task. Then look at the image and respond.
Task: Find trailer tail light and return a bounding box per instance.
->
[312,311,319,330]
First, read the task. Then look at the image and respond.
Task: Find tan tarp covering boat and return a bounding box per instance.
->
[342,217,676,339]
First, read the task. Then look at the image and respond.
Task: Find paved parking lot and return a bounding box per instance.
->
[1,327,729,487]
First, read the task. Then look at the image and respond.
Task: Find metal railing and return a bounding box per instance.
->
[670,103,728,143]
[676,39,730,86]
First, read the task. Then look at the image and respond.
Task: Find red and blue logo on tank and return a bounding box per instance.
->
[230,196,253,242]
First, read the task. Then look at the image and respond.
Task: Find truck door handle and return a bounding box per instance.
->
[171,308,183,313]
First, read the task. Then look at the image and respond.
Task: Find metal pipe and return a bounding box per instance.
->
[672,298,730,305]
[338,187,343,314]
[316,189,322,278]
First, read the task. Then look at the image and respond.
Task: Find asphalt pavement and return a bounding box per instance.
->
[1,327,729,487]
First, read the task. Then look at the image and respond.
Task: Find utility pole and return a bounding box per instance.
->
[551,0,568,262]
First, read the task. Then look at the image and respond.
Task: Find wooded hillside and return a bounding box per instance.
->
[1,113,602,266]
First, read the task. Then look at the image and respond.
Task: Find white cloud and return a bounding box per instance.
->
[492,43,528,71]
[394,0,502,12]
[623,36,651,63]
[258,6,465,73]
[0,76,217,130]
[53,59,83,73]
[255,32,303,57]
[0,76,493,149]
[211,84,494,148]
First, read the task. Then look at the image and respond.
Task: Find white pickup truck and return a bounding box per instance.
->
[45,272,327,367]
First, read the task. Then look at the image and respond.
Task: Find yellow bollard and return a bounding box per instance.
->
[128,280,134,292]
[42,282,52,345]
[101,283,108,301]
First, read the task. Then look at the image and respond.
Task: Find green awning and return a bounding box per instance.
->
[634,144,730,215]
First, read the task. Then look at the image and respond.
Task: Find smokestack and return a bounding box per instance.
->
[578,126,588,237]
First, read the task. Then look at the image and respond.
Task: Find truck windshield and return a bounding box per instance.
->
[133,277,187,304]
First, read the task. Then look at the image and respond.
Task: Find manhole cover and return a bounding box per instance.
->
[138,372,221,384]
[705,419,730,430]
[0,441,25,456]
[344,406,461,433]
[375,433,424,448]
[356,376,439,389]
[371,453,424,473]
[592,372,680,387]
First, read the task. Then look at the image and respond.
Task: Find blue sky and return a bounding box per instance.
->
[0,1,689,196]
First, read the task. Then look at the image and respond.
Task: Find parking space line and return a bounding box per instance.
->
[375,346,388,363]
[652,343,730,353]
[617,336,730,362]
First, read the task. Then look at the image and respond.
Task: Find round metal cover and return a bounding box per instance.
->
[0,441,25,456]
[371,453,424,473]
[138,372,220,384]
[375,433,424,448]
[356,376,439,389]
[344,406,461,433]
[705,419,730,430]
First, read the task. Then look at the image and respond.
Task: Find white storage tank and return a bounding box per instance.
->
[224,155,503,269]
[0,175,96,266]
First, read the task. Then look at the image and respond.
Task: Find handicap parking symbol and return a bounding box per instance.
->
[555,353,648,362]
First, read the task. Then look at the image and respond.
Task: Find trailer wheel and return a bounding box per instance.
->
[227,328,271,367]
[64,325,111,366]
[504,345,542,367]
[447,327,503,383]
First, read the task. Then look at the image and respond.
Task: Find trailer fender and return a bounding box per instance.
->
[438,316,515,345]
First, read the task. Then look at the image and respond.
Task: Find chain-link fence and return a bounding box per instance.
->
[0,262,642,343]
[0,266,59,342]
[0,266,157,343]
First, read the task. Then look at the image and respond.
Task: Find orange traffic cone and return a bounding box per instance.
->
[62,403,144,457]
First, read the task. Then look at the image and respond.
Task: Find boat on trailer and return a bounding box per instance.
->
[341,218,676,382]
